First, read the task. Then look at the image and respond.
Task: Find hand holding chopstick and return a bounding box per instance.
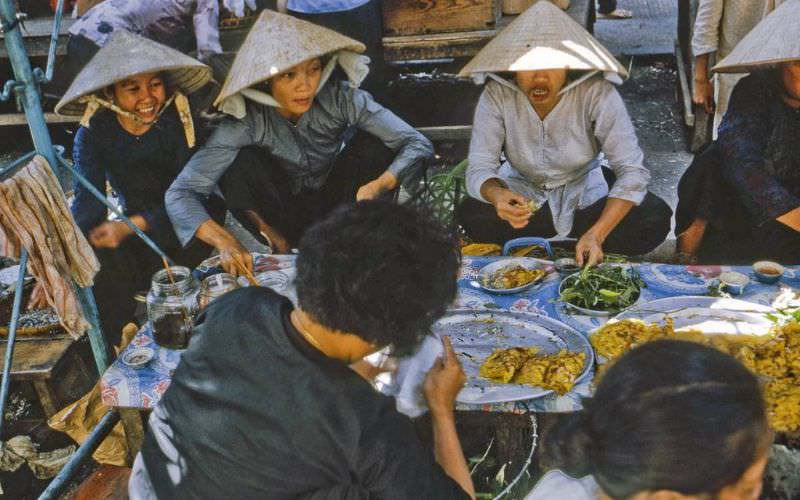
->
[231,255,259,286]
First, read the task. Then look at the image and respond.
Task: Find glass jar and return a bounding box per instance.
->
[147,266,199,349]
[198,273,238,309]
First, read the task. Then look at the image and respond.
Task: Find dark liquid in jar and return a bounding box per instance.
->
[152,312,191,349]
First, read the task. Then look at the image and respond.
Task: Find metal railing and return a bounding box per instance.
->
[0,0,171,496]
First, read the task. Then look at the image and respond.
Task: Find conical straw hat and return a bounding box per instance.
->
[458,0,626,78]
[215,10,365,106]
[56,31,211,116]
[713,0,800,74]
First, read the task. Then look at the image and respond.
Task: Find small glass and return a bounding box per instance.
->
[198,273,239,309]
[147,266,199,349]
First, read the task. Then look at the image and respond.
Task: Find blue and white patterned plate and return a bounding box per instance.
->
[434,309,594,404]
[637,264,718,295]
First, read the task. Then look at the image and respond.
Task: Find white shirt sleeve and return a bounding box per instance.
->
[525,470,599,500]
[466,83,507,203]
[691,0,724,56]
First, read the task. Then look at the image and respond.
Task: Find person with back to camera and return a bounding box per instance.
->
[526,340,772,500]
[129,201,475,499]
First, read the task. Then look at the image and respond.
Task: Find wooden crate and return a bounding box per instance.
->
[382,0,502,36]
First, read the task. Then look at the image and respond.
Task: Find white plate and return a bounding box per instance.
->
[434,310,594,404]
[475,258,551,295]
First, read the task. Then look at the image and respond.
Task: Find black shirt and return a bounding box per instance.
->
[140,287,469,499]
[71,107,192,250]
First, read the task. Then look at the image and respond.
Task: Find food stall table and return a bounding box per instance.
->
[99,256,799,453]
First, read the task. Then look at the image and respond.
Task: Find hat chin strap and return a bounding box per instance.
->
[78,92,196,147]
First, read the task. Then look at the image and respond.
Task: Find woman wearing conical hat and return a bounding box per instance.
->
[165,10,433,275]
[56,0,254,94]
[456,2,671,266]
[53,32,222,345]
[675,0,800,263]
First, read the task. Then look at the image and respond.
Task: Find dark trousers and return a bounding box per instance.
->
[219,131,395,247]
[598,0,618,14]
[290,0,386,100]
[92,237,209,348]
[457,190,672,256]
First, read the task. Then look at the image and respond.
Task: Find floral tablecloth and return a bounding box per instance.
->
[101,254,297,408]
[101,255,800,410]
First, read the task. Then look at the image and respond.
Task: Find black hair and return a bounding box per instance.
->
[295,201,461,354]
[543,340,769,499]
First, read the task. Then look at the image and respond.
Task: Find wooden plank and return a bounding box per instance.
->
[384,0,593,62]
[383,0,502,37]
[32,379,58,417]
[0,17,76,58]
[0,113,80,126]
[0,337,74,380]
[417,125,472,141]
[119,408,145,466]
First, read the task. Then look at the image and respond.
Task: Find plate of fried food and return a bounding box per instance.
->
[588,297,800,433]
[476,258,550,295]
[434,310,594,404]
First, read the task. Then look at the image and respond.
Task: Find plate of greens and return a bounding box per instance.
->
[558,265,645,316]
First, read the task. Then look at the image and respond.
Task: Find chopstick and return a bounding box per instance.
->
[231,255,259,286]
[161,256,191,322]
[161,257,178,287]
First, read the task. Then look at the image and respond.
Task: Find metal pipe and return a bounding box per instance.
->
[0,250,29,442]
[75,286,109,374]
[43,0,64,83]
[37,410,121,500]
[0,0,60,172]
[0,150,36,180]
[0,79,21,102]
[53,150,175,265]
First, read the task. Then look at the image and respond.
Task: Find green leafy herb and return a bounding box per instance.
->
[559,266,645,312]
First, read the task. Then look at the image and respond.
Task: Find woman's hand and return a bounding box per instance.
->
[575,230,605,267]
[259,224,291,254]
[480,179,533,229]
[195,220,252,276]
[693,78,715,114]
[27,282,49,310]
[693,53,715,114]
[218,239,253,276]
[89,221,133,249]
[356,171,398,201]
[423,336,466,417]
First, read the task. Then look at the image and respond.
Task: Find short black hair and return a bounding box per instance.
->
[544,340,769,499]
[295,201,461,353]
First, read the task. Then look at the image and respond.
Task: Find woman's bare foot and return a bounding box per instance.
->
[597,8,633,19]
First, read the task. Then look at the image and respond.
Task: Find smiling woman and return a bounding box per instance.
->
[52,32,222,346]
[105,73,168,134]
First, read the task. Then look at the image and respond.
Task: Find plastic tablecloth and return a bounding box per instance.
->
[102,256,799,411]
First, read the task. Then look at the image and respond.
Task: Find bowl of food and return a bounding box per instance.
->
[121,347,155,369]
[476,258,548,294]
[719,271,749,295]
[752,261,784,284]
[558,265,645,316]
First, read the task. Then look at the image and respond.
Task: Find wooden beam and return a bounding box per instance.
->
[0,16,75,58]
[416,125,472,141]
[0,112,79,126]
[383,0,594,62]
